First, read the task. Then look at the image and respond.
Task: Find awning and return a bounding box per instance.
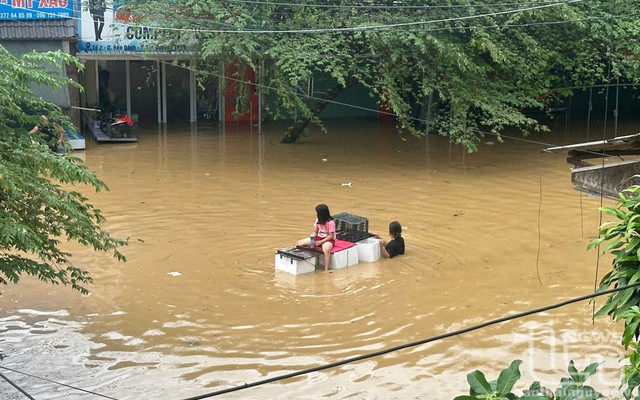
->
[0,19,76,41]
[543,133,640,200]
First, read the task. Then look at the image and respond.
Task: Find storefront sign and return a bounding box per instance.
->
[77,0,190,54]
[0,0,73,20]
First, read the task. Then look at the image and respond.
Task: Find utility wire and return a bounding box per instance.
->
[5,5,632,399]
[9,0,638,40]
[0,372,35,400]
[592,64,612,321]
[17,5,631,163]
[146,56,626,163]
[16,2,628,162]
[180,281,640,399]
[16,5,633,157]
[124,9,640,35]
[13,16,624,162]
[2,279,633,399]
[7,0,585,34]
[535,175,543,286]
[100,9,640,35]
[5,10,631,399]
[0,366,120,400]
[122,0,586,34]
[226,0,570,10]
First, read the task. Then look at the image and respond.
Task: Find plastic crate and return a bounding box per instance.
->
[333,212,369,233]
[275,246,322,275]
[108,123,132,138]
[336,230,372,243]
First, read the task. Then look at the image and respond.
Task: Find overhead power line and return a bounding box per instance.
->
[180,282,640,399]
[0,366,120,400]
[145,0,586,34]
[2,283,636,400]
[226,0,574,10]
[6,0,585,34]
[0,372,35,400]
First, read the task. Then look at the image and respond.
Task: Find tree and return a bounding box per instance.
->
[588,180,640,398]
[122,0,640,149]
[0,45,126,297]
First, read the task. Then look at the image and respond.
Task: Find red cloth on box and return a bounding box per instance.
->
[318,239,355,254]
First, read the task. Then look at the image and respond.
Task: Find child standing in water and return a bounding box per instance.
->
[378,221,405,258]
[297,204,335,272]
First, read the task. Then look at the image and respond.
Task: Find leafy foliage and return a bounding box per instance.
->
[0,45,126,297]
[621,343,640,399]
[122,0,640,148]
[455,359,601,400]
[589,179,640,398]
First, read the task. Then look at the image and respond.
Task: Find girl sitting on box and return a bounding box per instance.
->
[297,204,335,272]
[378,221,405,258]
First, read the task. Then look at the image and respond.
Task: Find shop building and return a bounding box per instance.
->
[1,0,381,134]
[0,0,80,125]
[75,0,208,126]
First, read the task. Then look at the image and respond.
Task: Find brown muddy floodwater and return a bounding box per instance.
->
[1,118,638,400]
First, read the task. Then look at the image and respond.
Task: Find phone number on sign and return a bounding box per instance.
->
[0,11,71,19]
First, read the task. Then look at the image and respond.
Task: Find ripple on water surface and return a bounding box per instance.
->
[0,120,632,399]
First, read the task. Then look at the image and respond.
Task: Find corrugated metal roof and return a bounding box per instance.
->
[0,19,76,40]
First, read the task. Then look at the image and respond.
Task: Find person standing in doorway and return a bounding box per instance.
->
[297,204,336,272]
[89,0,106,41]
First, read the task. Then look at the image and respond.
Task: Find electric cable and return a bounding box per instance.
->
[180,281,640,399]
[1,277,634,399]
[3,5,636,399]
[7,0,638,41]
[6,17,623,164]
[226,0,571,10]
[143,56,626,163]
[105,10,640,36]
[4,11,634,399]
[13,5,631,163]
[592,63,612,322]
[0,372,35,400]
[536,175,543,286]
[5,0,587,35]
[0,366,120,400]
[116,10,640,35]
[117,0,586,34]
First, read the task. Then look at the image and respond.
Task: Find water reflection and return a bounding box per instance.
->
[0,118,637,399]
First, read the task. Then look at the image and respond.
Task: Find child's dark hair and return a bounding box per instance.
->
[315,204,333,224]
[389,221,402,238]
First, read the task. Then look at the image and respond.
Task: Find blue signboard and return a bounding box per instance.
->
[0,0,74,20]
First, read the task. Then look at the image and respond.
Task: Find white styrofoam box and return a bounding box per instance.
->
[275,253,316,275]
[356,238,381,262]
[320,246,359,270]
[345,245,359,267]
[65,130,85,150]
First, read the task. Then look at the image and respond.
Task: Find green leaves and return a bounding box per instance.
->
[496,360,522,395]
[455,360,523,400]
[467,369,493,395]
[122,0,640,148]
[0,45,126,295]
[553,360,602,400]
[456,360,602,400]
[588,178,640,395]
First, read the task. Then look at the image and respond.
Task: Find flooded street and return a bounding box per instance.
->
[0,118,637,399]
